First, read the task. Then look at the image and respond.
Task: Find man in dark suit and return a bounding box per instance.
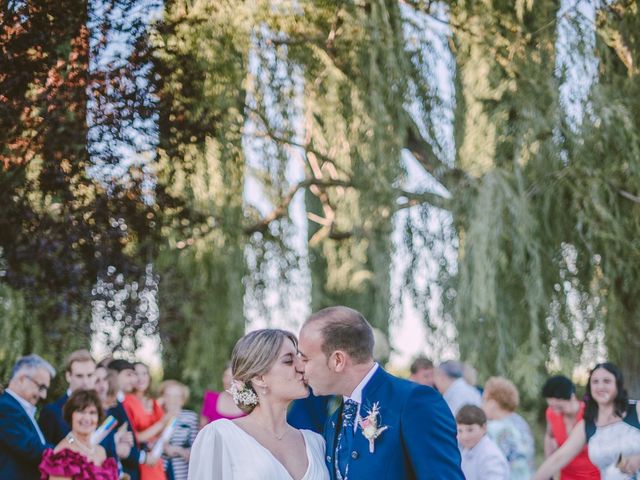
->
[108,358,143,480]
[38,348,96,444]
[298,306,464,480]
[0,354,56,480]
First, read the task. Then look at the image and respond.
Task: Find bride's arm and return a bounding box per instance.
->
[188,424,231,479]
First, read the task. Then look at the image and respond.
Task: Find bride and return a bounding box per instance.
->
[188,329,330,480]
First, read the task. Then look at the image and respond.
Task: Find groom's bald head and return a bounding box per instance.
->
[305,306,374,364]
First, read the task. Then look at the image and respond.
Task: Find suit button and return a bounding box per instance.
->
[351,451,359,460]
[326,455,331,463]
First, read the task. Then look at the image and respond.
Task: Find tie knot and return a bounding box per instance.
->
[342,399,358,428]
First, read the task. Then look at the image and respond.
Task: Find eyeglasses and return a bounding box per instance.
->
[23,375,49,394]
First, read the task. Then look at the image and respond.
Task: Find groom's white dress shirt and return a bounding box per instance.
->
[342,363,378,432]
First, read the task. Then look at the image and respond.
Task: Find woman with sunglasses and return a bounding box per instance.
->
[534,363,640,479]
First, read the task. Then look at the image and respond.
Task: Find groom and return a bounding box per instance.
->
[298,306,463,480]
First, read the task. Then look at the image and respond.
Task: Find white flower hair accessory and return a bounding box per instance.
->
[228,379,258,407]
[358,402,388,453]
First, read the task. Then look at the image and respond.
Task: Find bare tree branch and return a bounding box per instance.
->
[244,178,352,235]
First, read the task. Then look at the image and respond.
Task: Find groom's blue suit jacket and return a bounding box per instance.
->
[323,367,464,480]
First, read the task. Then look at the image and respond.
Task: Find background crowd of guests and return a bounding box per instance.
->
[0,348,638,479]
[406,357,640,479]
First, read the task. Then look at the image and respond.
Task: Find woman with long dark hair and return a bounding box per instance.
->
[534,363,640,479]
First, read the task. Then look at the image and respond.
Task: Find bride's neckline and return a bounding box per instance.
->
[224,419,311,480]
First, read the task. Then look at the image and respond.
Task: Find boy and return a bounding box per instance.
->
[457,404,509,480]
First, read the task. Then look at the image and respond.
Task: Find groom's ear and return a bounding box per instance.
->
[330,351,348,373]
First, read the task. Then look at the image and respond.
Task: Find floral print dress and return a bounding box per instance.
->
[487,413,535,480]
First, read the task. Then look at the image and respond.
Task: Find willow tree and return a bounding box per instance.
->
[448,0,640,398]
[289,2,406,336]
[573,0,640,395]
[152,1,253,391]
[446,0,574,399]
[248,1,459,339]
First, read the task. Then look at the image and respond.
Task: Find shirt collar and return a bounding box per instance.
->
[6,388,37,418]
[343,362,378,405]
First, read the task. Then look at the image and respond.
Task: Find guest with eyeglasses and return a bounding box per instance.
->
[0,354,56,480]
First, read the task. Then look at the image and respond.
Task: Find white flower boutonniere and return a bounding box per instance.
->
[358,402,388,453]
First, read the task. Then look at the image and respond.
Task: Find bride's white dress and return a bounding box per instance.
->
[188,419,330,480]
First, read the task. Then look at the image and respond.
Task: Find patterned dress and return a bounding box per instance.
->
[487,413,535,480]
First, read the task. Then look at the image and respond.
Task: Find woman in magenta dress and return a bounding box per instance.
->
[199,362,245,428]
[39,389,118,480]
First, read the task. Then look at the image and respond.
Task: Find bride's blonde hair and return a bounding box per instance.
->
[230,329,298,413]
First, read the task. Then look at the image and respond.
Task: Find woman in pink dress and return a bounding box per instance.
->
[39,389,118,480]
[199,362,245,428]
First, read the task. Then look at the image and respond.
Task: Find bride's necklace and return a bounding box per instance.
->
[67,433,96,455]
[255,422,288,440]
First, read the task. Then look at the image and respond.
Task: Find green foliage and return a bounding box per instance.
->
[0,284,28,384]
[3,0,640,403]
[152,0,251,395]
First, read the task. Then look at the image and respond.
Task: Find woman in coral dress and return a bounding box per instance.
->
[123,362,170,480]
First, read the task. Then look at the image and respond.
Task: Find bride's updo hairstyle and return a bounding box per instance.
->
[230,328,298,414]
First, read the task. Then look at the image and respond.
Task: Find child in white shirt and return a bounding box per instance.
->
[457,404,509,480]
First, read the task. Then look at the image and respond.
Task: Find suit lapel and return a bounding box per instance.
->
[3,392,42,438]
[350,368,389,471]
[3,393,32,423]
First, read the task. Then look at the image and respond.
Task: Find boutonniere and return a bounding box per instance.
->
[358,402,388,453]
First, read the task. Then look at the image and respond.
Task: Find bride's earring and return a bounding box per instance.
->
[262,386,267,395]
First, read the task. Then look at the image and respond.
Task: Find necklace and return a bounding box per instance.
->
[255,422,288,440]
[67,433,96,455]
[273,428,287,441]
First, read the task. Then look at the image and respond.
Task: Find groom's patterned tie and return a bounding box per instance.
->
[336,399,358,480]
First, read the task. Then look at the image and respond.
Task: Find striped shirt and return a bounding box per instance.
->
[163,409,198,480]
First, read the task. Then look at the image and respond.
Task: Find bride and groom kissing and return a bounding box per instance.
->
[188,306,464,480]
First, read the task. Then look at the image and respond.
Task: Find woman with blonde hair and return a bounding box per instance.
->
[159,380,198,480]
[189,329,329,480]
[482,376,535,479]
